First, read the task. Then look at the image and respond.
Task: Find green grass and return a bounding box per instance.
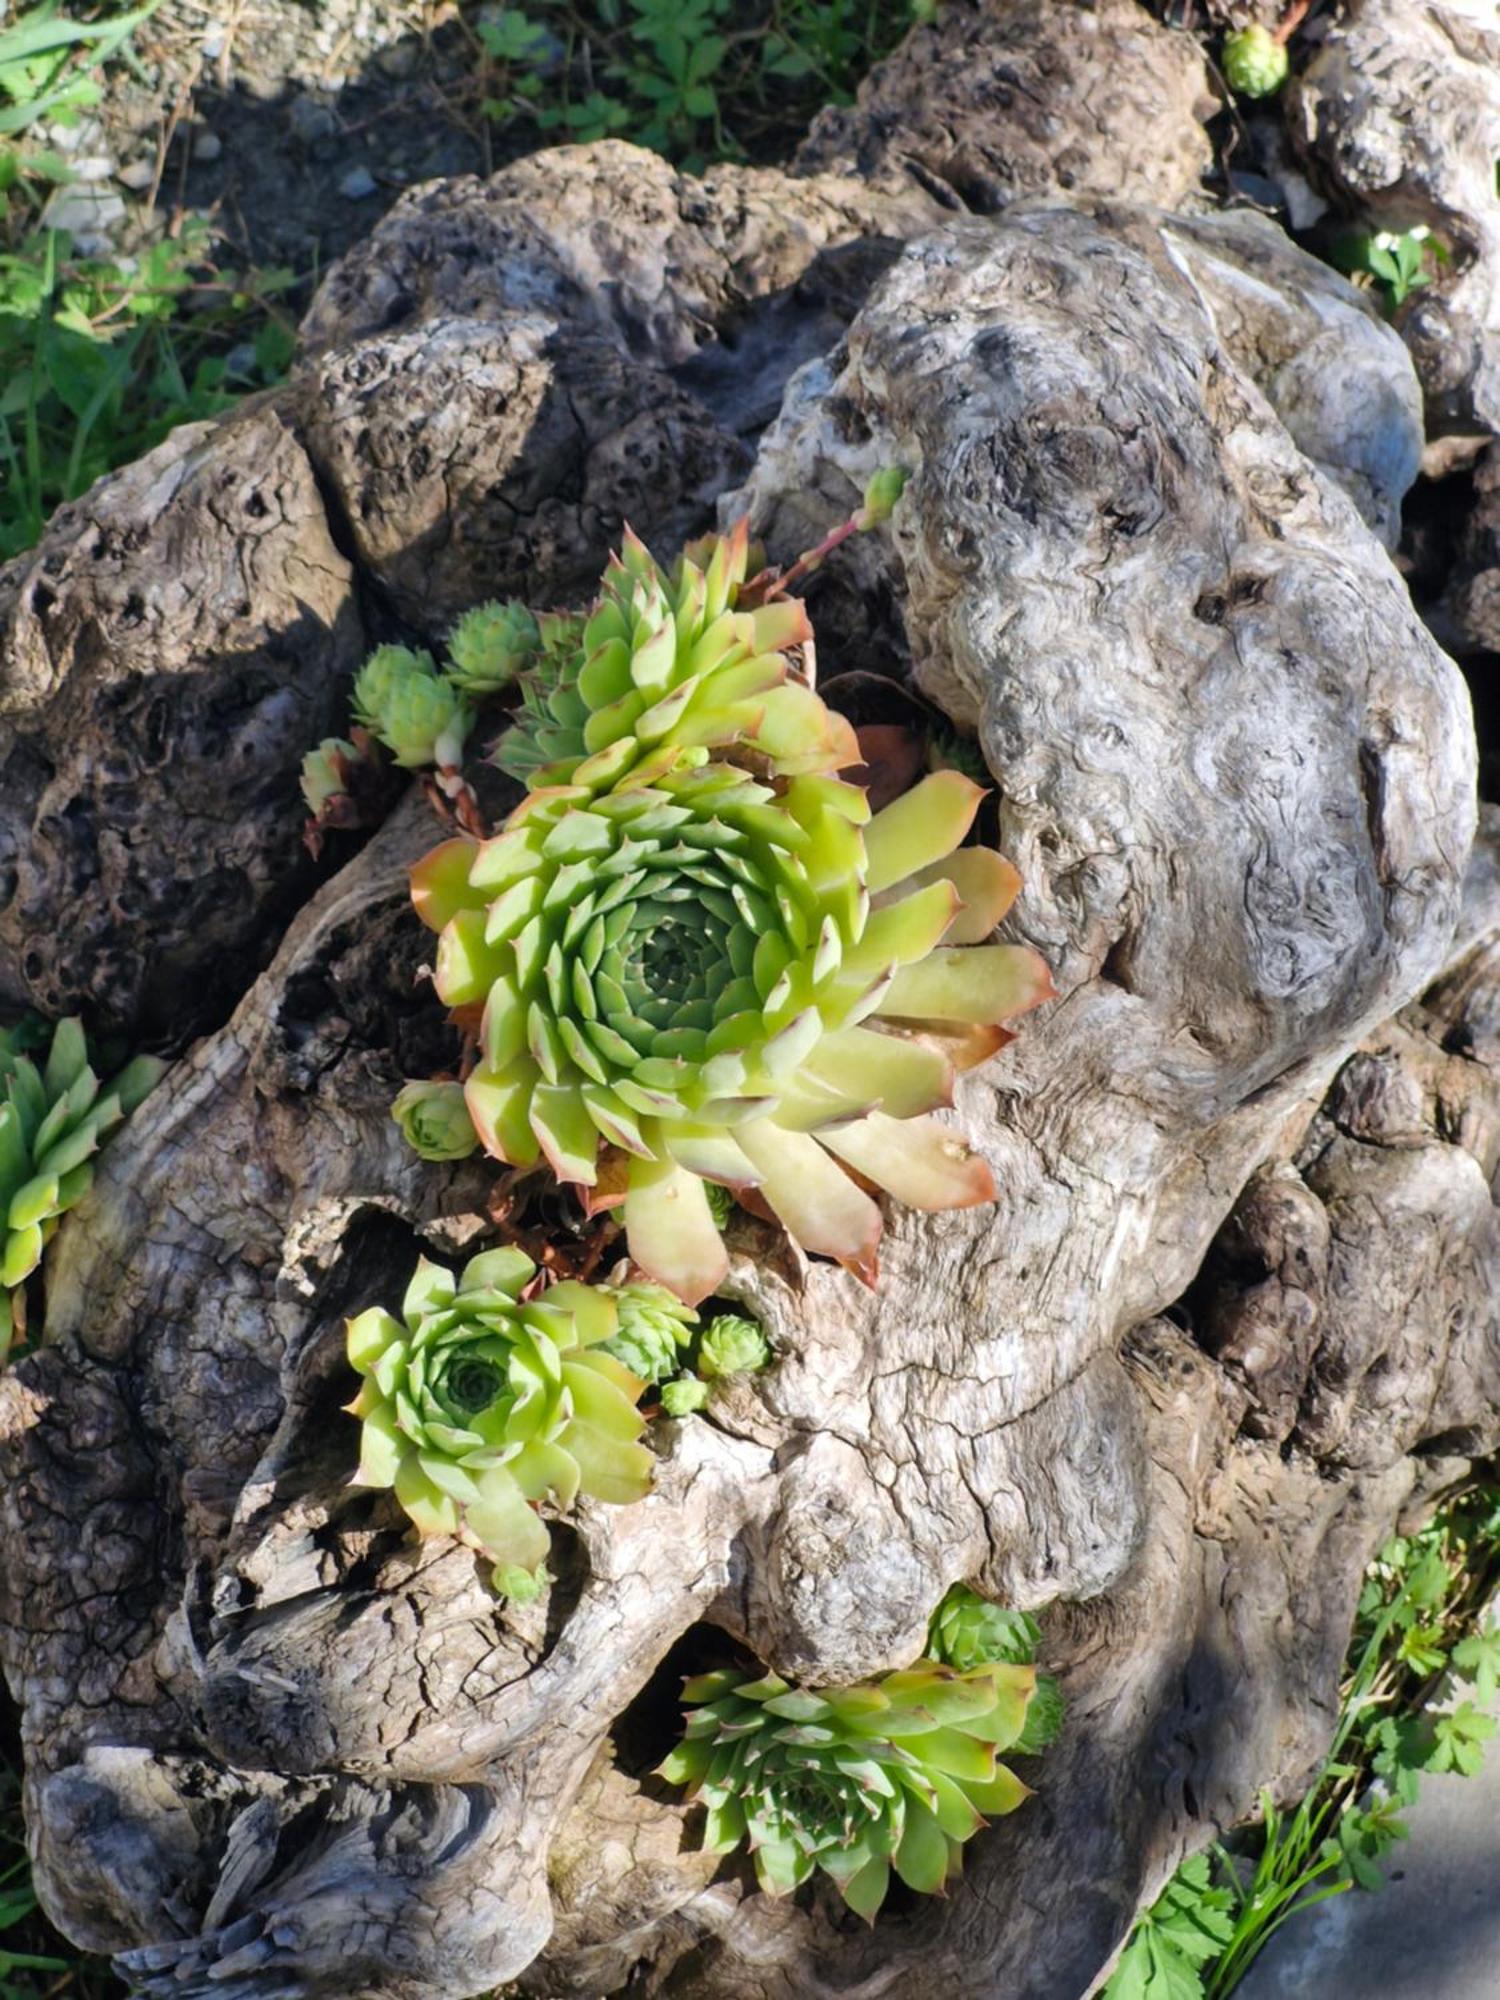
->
[1104,1479,1500,2000]
[474,0,925,169]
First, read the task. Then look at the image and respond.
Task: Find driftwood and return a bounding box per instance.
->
[0,6,1496,1998]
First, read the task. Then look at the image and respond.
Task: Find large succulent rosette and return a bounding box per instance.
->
[412,760,1052,1302]
[345,1248,654,1578]
[659,1659,1038,1919]
[493,522,856,791]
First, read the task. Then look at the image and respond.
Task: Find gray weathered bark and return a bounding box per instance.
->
[0,8,1495,1997]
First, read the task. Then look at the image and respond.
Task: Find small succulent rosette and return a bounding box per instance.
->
[351,643,472,770]
[345,1249,656,1585]
[660,1658,1039,1919]
[412,758,1053,1303]
[494,522,855,791]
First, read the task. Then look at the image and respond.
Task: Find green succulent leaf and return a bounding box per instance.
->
[1222,24,1289,99]
[345,1252,655,1574]
[601,1281,698,1384]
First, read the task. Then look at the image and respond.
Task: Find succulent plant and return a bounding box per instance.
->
[492,523,855,792]
[1,1018,163,1358]
[928,1585,1041,1673]
[1222,23,1289,97]
[446,600,541,698]
[601,1281,698,1385]
[352,644,472,770]
[411,760,1052,1302]
[300,736,361,818]
[346,1249,655,1580]
[659,1658,1039,1918]
[928,1584,1063,1755]
[659,1374,709,1417]
[697,1312,770,1380]
[391,1080,480,1162]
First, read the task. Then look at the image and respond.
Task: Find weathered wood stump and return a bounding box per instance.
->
[0,6,1495,1997]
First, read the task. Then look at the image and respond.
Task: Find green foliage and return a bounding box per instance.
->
[1,1015,162,1361]
[1331,225,1446,312]
[1103,1482,1500,2000]
[0,7,296,557]
[345,1250,656,1582]
[475,0,920,170]
[659,1653,1044,1918]
[1106,1856,1236,2000]
[0,1,162,142]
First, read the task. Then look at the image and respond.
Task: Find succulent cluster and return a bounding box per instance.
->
[352,644,473,772]
[1,1018,163,1359]
[659,1656,1040,1918]
[928,1583,1064,1755]
[346,1249,660,1587]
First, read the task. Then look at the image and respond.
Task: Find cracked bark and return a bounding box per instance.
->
[0,7,1495,1997]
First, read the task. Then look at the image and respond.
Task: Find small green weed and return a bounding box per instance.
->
[1331,224,1448,312]
[474,0,920,169]
[0,4,297,558]
[1104,1481,1500,2000]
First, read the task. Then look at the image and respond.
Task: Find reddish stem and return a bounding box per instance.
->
[1274,0,1312,46]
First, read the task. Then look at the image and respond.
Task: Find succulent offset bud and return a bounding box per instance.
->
[928,1583,1041,1671]
[301,736,360,817]
[659,1374,709,1417]
[391,1080,480,1161]
[1222,24,1289,97]
[351,645,472,769]
[858,465,908,527]
[1015,1674,1065,1754]
[446,600,541,697]
[346,1250,655,1581]
[1,1017,164,1359]
[495,1561,550,1604]
[659,1657,1041,1918]
[697,1312,770,1380]
[602,1282,697,1384]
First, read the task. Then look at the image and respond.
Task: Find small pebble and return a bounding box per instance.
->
[116,158,156,192]
[41,184,126,243]
[339,166,378,201]
[288,96,338,145]
[192,130,223,163]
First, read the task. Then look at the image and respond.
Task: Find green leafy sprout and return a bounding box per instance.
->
[1104,1481,1500,2000]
